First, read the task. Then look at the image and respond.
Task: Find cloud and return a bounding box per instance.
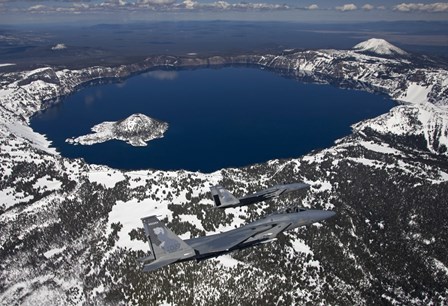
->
[306,4,319,10]
[137,0,177,6]
[233,2,289,10]
[362,4,374,11]
[176,0,288,10]
[112,0,128,6]
[335,3,357,11]
[51,43,67,50]
[182,0,197,9]
[100,0,129,7]
[211,1,231,9]
[73,3,90,9]
[209,1,288,10]
[393,2,448,12]
[12,0,289,14]
[28,4,47,11]
[27,4,86,14]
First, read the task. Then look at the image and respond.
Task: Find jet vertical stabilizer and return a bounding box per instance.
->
[140,216,196,272]
[210,185,240,208]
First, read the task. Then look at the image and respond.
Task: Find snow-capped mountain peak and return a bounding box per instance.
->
[115,113,168,137]
[116,113,154,132]
[353,38,408,56]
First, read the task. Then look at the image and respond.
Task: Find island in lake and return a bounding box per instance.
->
[66,113,168,147]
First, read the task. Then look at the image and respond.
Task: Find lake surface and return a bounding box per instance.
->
[31,67,394,172]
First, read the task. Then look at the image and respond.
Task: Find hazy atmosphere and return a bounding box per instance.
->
[1,0,448,24]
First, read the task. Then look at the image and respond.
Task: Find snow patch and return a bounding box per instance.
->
[398,83,433,104]
[436,170,448,182]
[0,187,33,210]
[214,255,242,268]
[306,179,332,193]
[44,246,66,259]
[433,258,448,277]
[347,157,379,168]
[106,197,173,251]
[359,140,403,155]
[87,167,125,188]
[290,237,313,255]
[33,175,62,191]
[0,63,16,68]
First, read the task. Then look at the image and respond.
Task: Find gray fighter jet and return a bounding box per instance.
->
[210,183,310,208]
[138,207,335,272]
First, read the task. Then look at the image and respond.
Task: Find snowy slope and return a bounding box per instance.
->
[353,38,408,56]
[353,103,448,154]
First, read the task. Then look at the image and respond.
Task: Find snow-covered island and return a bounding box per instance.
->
[66,113,168,147]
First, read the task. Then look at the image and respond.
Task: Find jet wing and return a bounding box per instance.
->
[196,224,275,254]
[142,257,180,272]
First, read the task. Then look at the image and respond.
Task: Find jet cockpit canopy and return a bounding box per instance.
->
[277,206,308,214]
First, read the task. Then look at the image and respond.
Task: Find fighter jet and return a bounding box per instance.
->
[138,207,335,272]
[210,183,310,209]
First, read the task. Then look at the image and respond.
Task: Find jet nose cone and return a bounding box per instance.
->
[322,210,336,220]
[306,210,336,223]
[325,211,336,219]
[290,182,311,190]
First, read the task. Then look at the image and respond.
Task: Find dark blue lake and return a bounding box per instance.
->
[31,68,394,172]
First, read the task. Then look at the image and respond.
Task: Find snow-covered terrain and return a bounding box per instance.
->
[353,38,408,56]
[0,63,16,68]
[1,39,447,305]
[66,113,168,147]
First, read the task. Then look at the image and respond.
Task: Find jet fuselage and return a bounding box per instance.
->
[140,208,335,272]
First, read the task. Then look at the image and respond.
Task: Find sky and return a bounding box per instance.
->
[0,0,448,24]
